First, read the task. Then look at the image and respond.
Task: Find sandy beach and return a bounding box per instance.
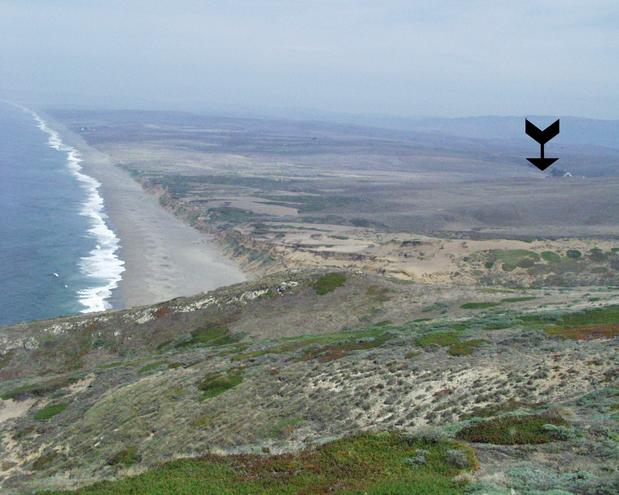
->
[49,118,246,309]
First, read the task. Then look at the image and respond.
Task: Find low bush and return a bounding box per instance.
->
[541,251,561,263]
[500,296,537,303]
[416,332,486,356]
[197,369,243,400]
[108,446,140,467]
[1,375,79,401]
[447,339,486,356]
[42,432,477,495]
[313,272,346,295]
[460,302,501,310]
[34,402,68,421]
[176,324,240,348]
[302,333,394,362]
[32,451,61,471]
[138,361,166,374]
[456,415,568,444]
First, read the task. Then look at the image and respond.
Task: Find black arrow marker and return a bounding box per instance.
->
[525,118,560,171]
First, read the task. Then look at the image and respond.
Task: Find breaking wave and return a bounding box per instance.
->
[22,106,125,313]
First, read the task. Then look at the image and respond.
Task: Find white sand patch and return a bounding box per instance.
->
[0,399,35,424]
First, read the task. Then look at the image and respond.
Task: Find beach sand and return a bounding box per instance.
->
[50,119,246,309]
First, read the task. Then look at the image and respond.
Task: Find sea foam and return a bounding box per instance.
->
[19,105,125,313]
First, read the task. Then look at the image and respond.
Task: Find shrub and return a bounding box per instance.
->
[138,361,166,374]
[108,446,140,466]
[177,324,240,348]
[500,296,536,303]
[1,375,79,401]
[34,402,68,421]
[197,370,243,400]
[460,302,501,310]
[589,247,607,262]
[566,249,582,259]
[416,332,460,348]
[416,332,486,356]
[446,449,470,469]
[517,258,536,269]
[32,451,60,471]
[447,339,486,356]
[541,251,561,263]
[543,305,619,339]
[302,333,393,362]
[313,272,346,295]
[42,432,477,494]
[456,415,567,444]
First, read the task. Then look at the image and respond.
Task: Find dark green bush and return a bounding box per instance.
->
[456,415,567,444]
[313,273,346,295]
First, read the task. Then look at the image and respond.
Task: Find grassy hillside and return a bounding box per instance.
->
[1,270,618,494]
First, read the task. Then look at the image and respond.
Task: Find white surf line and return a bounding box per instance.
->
[9,102,125,313]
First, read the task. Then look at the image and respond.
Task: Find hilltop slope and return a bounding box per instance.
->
[1,270,618,494]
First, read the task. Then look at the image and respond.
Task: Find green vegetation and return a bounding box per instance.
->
[546,324,619,340]
[463,399,529,419]
[487,249,540,272]
[541,251,561,263]
[1,375,79,401]
[301,332,394,362]
[176,324,240,348]
[559,304,619,326]
[366,285,391,303]
[34,402,68,421]
[460,302,501,310]
[589,247,607,262]
[543,304,619,339]
[0,350,14,369]
[233,325,393,361]
[566,249,582,259]
[480,288,514,294]
[456,415,567,444]
[421,302,449,313]
[500,296,537,303]
[32,451,61,471]
[197,369,244,400]
[42,433,477,495]
[108,446,140,467]
[416,332,460,347]
[138,361,167,374]
[263,417,304,440]
[446,339,486,356]
[415,332,486,356]
[261,194,358,213]
[207,206,256,224]
[313,272,346,295]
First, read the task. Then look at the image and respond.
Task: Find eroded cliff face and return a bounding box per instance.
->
[138,180,280,276]
[1,269,618,494]
[136,177,619,290]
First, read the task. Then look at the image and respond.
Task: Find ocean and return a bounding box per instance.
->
[0,102,124,326]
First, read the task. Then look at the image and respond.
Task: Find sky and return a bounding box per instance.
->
[1,0,618,119]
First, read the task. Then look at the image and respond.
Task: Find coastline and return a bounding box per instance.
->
[19,106,125,314]
[42,114,246,310]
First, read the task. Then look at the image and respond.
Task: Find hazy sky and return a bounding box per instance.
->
[1,1,618,118]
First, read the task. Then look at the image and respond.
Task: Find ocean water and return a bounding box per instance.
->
[0,102,124,326]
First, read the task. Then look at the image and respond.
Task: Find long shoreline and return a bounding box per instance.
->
[41,113,247,310]
[18,105,126,313]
